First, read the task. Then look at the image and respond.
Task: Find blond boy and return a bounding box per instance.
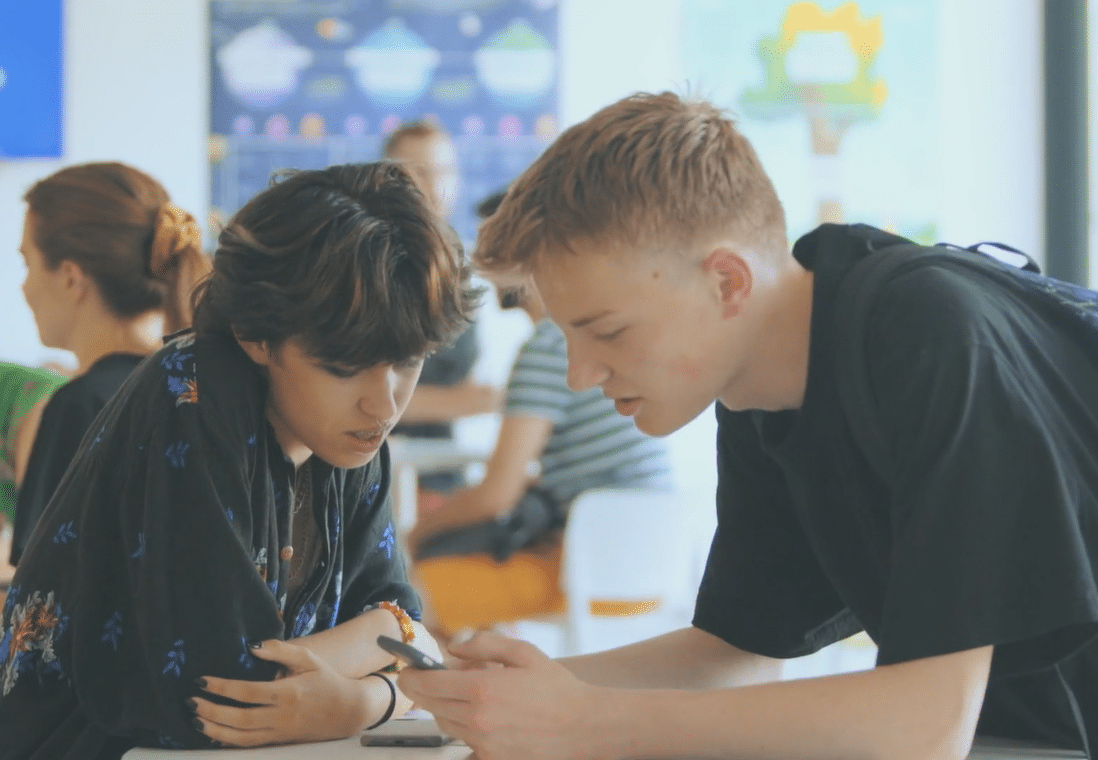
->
[400,92,1098,760]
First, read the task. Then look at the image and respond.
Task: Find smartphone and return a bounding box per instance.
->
[376,634,447,670]
[361,716,453,748]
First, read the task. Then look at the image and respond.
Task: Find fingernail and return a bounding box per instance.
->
[184,697,198,711]
[247,639,264,649]
[194,677,207,688]
[191,717,204,732]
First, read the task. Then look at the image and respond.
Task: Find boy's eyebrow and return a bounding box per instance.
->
[570,310,614,329]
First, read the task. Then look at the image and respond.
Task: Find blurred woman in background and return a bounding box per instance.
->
[10,161,210,565]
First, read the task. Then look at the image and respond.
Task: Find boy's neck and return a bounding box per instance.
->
[723,263,814,412]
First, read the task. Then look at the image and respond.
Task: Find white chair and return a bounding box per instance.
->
[554,487,698,656]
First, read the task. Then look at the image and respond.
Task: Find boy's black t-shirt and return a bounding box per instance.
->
[694,223,1098,749]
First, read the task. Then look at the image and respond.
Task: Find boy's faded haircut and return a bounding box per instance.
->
[475,91,787,274]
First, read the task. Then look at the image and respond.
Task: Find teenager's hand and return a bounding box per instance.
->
[189,639,374,747]
[399,630,606,760]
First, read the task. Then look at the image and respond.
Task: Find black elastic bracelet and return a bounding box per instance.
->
[364,671,397,730]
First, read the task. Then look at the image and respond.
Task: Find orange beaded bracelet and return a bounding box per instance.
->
[376,600,415,644]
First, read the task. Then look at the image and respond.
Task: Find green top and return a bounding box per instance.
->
[0,361,66,525]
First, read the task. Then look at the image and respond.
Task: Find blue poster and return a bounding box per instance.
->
[210,0,558,245]
[0,0,63,158]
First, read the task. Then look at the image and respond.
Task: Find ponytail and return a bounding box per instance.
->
[150,202,211,334]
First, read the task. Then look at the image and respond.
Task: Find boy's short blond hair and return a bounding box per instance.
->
[475,91,787,274]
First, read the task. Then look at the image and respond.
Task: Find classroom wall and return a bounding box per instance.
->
[0,0,1045,500]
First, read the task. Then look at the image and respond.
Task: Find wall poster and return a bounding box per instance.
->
[210,0,558,245]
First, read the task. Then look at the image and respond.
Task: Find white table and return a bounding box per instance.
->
[118,733,1086,760]
[123,734,471,759]
[386,436,491,531]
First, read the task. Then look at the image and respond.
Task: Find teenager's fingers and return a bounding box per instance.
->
[398,668,491,703]
[190,696,279,733]
[194,675,276,707]
[192,713,272,748]
[447,629,547,668]
[246,638,320,673]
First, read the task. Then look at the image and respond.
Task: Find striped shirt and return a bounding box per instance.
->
[504,319,672,506]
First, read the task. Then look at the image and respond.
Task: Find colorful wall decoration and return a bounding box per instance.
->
[683,0,937,244]
[210,0,558,245]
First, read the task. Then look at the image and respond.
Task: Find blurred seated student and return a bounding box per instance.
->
[0,161,473,757]
[10,162,210,566]
[409,192,673,635]
[0,362,65,585]
[383,121,501,497]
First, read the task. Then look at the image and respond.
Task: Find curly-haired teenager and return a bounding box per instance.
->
[0,162,477,758]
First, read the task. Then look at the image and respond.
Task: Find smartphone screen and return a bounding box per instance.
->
[376,634,447,670]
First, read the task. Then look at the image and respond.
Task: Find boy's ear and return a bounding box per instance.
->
[703,248,752,318]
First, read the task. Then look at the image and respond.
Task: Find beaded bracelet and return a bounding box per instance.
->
[364,672,397,730]
[373,600,415,643]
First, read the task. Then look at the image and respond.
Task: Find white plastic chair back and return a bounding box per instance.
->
[559,488,693,654]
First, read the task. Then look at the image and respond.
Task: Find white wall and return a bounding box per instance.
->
[0,0,1045,500]
[936,0,1043,262]
[0,0,208,367]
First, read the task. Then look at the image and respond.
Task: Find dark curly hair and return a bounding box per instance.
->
[192,162,478,368]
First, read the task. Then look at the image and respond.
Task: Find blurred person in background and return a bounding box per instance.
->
[10,161,210,566]
[409,190,673,637]
[383,122,501,501]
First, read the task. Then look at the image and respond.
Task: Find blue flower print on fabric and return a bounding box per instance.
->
[165,441,190,469]
[364,482,381,505]
[162,340,198,406]
[292,603,317,638]
[238,637,256,670]
[378,523,395,559]
[53,521,76,545]
[246,434,256,447]
[91,426,104,446]
[160,350,191,373]
[101,612,123,652]
[131,532,147,559]
[163,639,186,677]
[226,508,234,523]
[2,584,19,620]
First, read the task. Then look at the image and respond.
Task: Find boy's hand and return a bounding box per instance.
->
[189,639,371,747]
[399,630,605,760]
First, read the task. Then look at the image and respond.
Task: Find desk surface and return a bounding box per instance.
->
[123,734,472,759]
[117,735,1088,760]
